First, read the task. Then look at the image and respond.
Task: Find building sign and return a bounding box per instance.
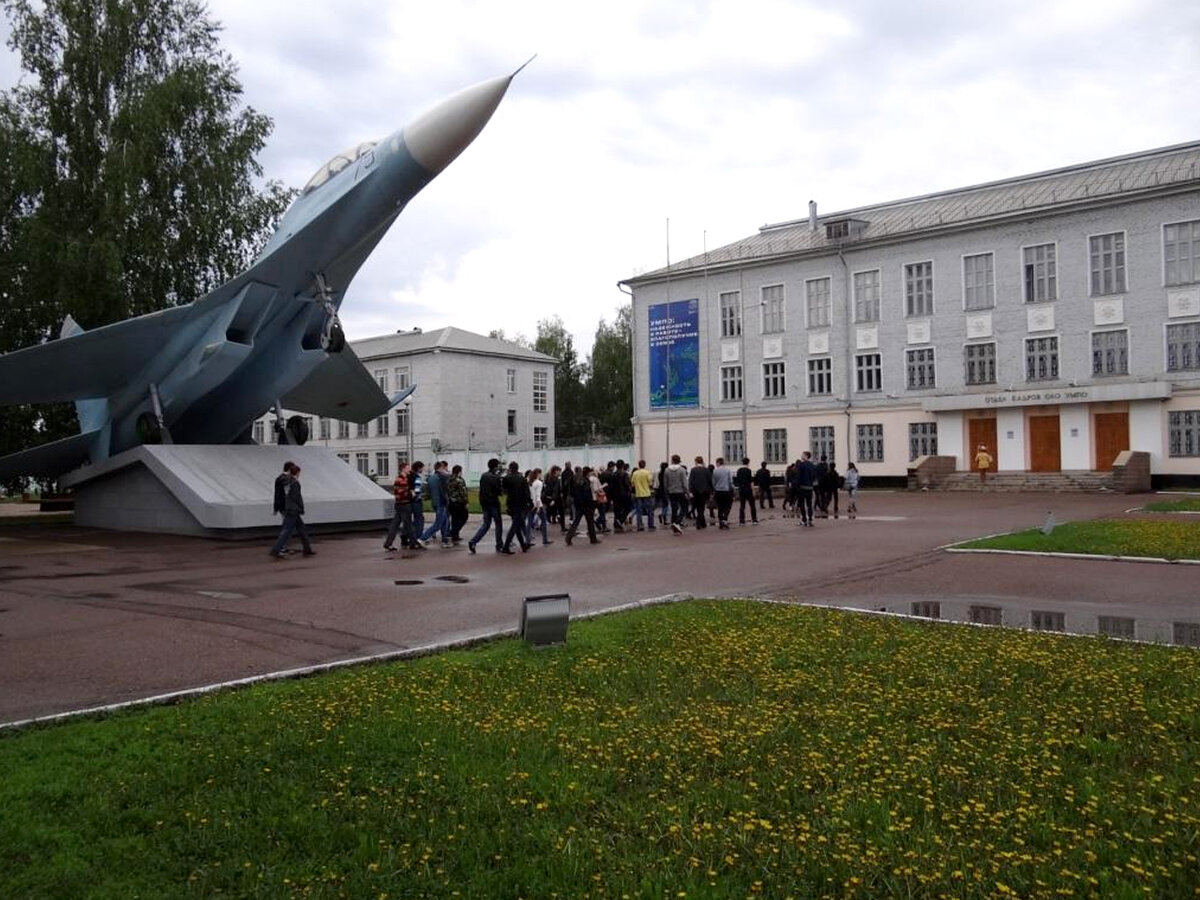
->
[923,381,1172,412]
[649,299,700,409]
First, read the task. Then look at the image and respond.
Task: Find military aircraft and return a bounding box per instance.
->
[0,65,524,481]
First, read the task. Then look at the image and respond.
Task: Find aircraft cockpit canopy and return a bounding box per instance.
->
[301,141,378,195]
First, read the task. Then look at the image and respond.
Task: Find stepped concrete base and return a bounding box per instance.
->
[59,445,392,537]
[930,470,1114,492]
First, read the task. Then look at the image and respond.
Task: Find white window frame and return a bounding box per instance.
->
[375,413,389,437]
[533,426,549,449]
[904,260,934,318]
[1164,219,1200,286]
[723,429,746,463]
[763,428,788,465]
[720,364,743,402]
[962,252,995,311]
[1025,335,1060,382]
[964,342,997,386]
[719,291,742,338]
[394,365,411,390]
[854,269,880,323]
[762,360,786,399]
[375,451,390,478]
[506,368,517,393]
[1089,230,1127,296]
[855,353,882,393]
[809,426,835,465]
[760,284,785,334]
[856,423,884,462]
[338,420,350,440]
[1166,322,1200,371]
[905,347,936,390]
[1091,328,1129,377]
[807,357,832,396]
[1022,242,1058,303]
[1168,410,1200,457]
[909,422,938,460]
[533,370,549,412]
[805,277,831,329]
[355,452,370,476]
[507,409,517,435]
[373,368,389,394]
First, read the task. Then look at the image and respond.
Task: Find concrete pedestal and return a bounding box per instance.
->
[59,445,391,536]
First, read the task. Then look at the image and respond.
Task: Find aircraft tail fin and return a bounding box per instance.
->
[0,429,100,481]
[59,316,110,432]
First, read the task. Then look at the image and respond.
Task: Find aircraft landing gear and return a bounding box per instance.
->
[135,411,164,445]
[315,273,345,353]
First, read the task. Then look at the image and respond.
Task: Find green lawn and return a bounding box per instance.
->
[956,518,1200,560]
[1140,497,1200,513]
[3,600,1200,898]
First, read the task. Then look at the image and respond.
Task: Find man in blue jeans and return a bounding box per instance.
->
[468,458,505,554]
[269,464,315,559]
[419,460,450,547]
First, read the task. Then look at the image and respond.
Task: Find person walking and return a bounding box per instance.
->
[383,461,415,552]
[711,457,734,529]
[754,461,774,510]
[419,460,451,547]
[409,461,426,545]
[814,455,830,518]
[791,452,817,527]
[735,457,758,525]
[269,464,315,559]
[564,465,600,545]
[630,459,656,531]
[501,461,532,554]
[273,460,294,521]
[542,465,562,526]
[527,468,554,545]
[975,444,993,483]
[446,464,470,543]
[844,462,860,519]
[664,455,689,534]
[467,458,505,555]
[655,461,670,526]
[688,456,713,530]
[826,462,842,519]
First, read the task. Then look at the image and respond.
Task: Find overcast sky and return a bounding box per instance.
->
[6,1,1200,354]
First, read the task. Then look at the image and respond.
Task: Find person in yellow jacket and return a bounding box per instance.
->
[630,459,656,531]
[975,444,993,483]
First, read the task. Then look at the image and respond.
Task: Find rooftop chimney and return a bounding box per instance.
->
[808,200,818,231]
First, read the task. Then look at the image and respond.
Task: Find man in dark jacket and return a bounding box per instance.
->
[791,452,817,527]
[501,460,532,553]
[419,460,450,546]
[269,464,315,558]
[468,458,505,555]
[273,460,294,517]
[754,462,774,510]
[735,457,758,525]
[687,456,713,529]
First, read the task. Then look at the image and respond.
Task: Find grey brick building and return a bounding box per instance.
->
[256,327,556,481]
[621,142,1200,484]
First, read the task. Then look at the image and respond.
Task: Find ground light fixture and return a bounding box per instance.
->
[520,593,570,647]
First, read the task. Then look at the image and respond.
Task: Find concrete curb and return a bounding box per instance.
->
[0,592,693,733]
[945,547,1200,565]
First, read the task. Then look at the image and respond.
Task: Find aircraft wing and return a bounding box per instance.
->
[0,305,195,405]
[0,429,98,480]
[280,345,394,424]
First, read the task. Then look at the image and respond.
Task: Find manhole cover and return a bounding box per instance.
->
[434,575,470,583]
[394,579,424,586]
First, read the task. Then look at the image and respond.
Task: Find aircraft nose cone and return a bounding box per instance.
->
[403,72,515,175]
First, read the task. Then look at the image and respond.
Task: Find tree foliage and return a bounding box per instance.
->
[0,0,292,476]
[538,306,632,446]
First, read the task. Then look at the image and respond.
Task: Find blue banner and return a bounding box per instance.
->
[648,299,700,409]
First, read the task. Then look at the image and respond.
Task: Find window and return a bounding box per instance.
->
[857,423,883,462]
[905,261,934,317]
[1031,610,1065,632]
[965,342,997,385]
[807,357,832,395]
[906,348,936,390]
[319,418,330,441]
[1165,220,1200,285]
[374,368,389,394]
[761,285,785,333]
[252,421,264,444]
[396,406,410,435]
[533,426,549,449]
[375,452,390,478]
[723,430,746,463]
[719,291,742,338]
[1090,232,1126,295]
[507,409,517,435]
[355,452,370,476]
[720,365,743,402]
[395,450,409,468]
[337,420,350,440]
[1173,622,1200,648]
[763,428,787,465]
[809,426,835,465]
[855,353,882,392]
[356,422,370,438]
[912,601,940,619]
[806,278,831,328]
[1098,616,1135,639]
[1167,322,1200,371]
[1023,243,1057,303]
[963,253,995,310]
[506,368,517,393]
[1168,411,1200,457]
[376,414,390,437]
[533,371,549,412]
[969,605,1003,626]
[762,361,786,399]
[909,422,938,460]
[1025,337,1059,382]
[854,270,880,322]
[1092,330,1128,376]
[394,365,411,390]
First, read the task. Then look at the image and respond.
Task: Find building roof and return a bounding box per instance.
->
[625,140,1200,284]
[351,325,557,364]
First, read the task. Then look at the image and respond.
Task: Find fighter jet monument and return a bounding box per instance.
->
[0,67,522,533]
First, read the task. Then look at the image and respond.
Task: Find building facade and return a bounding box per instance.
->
[255,326,556,481]
[622,142,1200,485]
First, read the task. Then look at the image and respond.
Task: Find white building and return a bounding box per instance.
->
[255,327,556,481]
[621,142,1200,486]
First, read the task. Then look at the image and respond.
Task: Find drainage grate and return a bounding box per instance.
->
[434,575,470,584]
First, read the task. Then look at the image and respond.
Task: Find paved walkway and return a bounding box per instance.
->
[0,491,1188,725]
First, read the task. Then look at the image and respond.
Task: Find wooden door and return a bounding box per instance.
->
[968,419,997,471]
[1028,415,1061,472]
[1094,412,1129,470]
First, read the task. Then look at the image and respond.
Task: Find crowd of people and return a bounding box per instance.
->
[269,453,861,558]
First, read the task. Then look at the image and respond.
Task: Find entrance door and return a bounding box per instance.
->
[968,418,997,470]
[1029,415,1061,472]
[1094,412,1129,470]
